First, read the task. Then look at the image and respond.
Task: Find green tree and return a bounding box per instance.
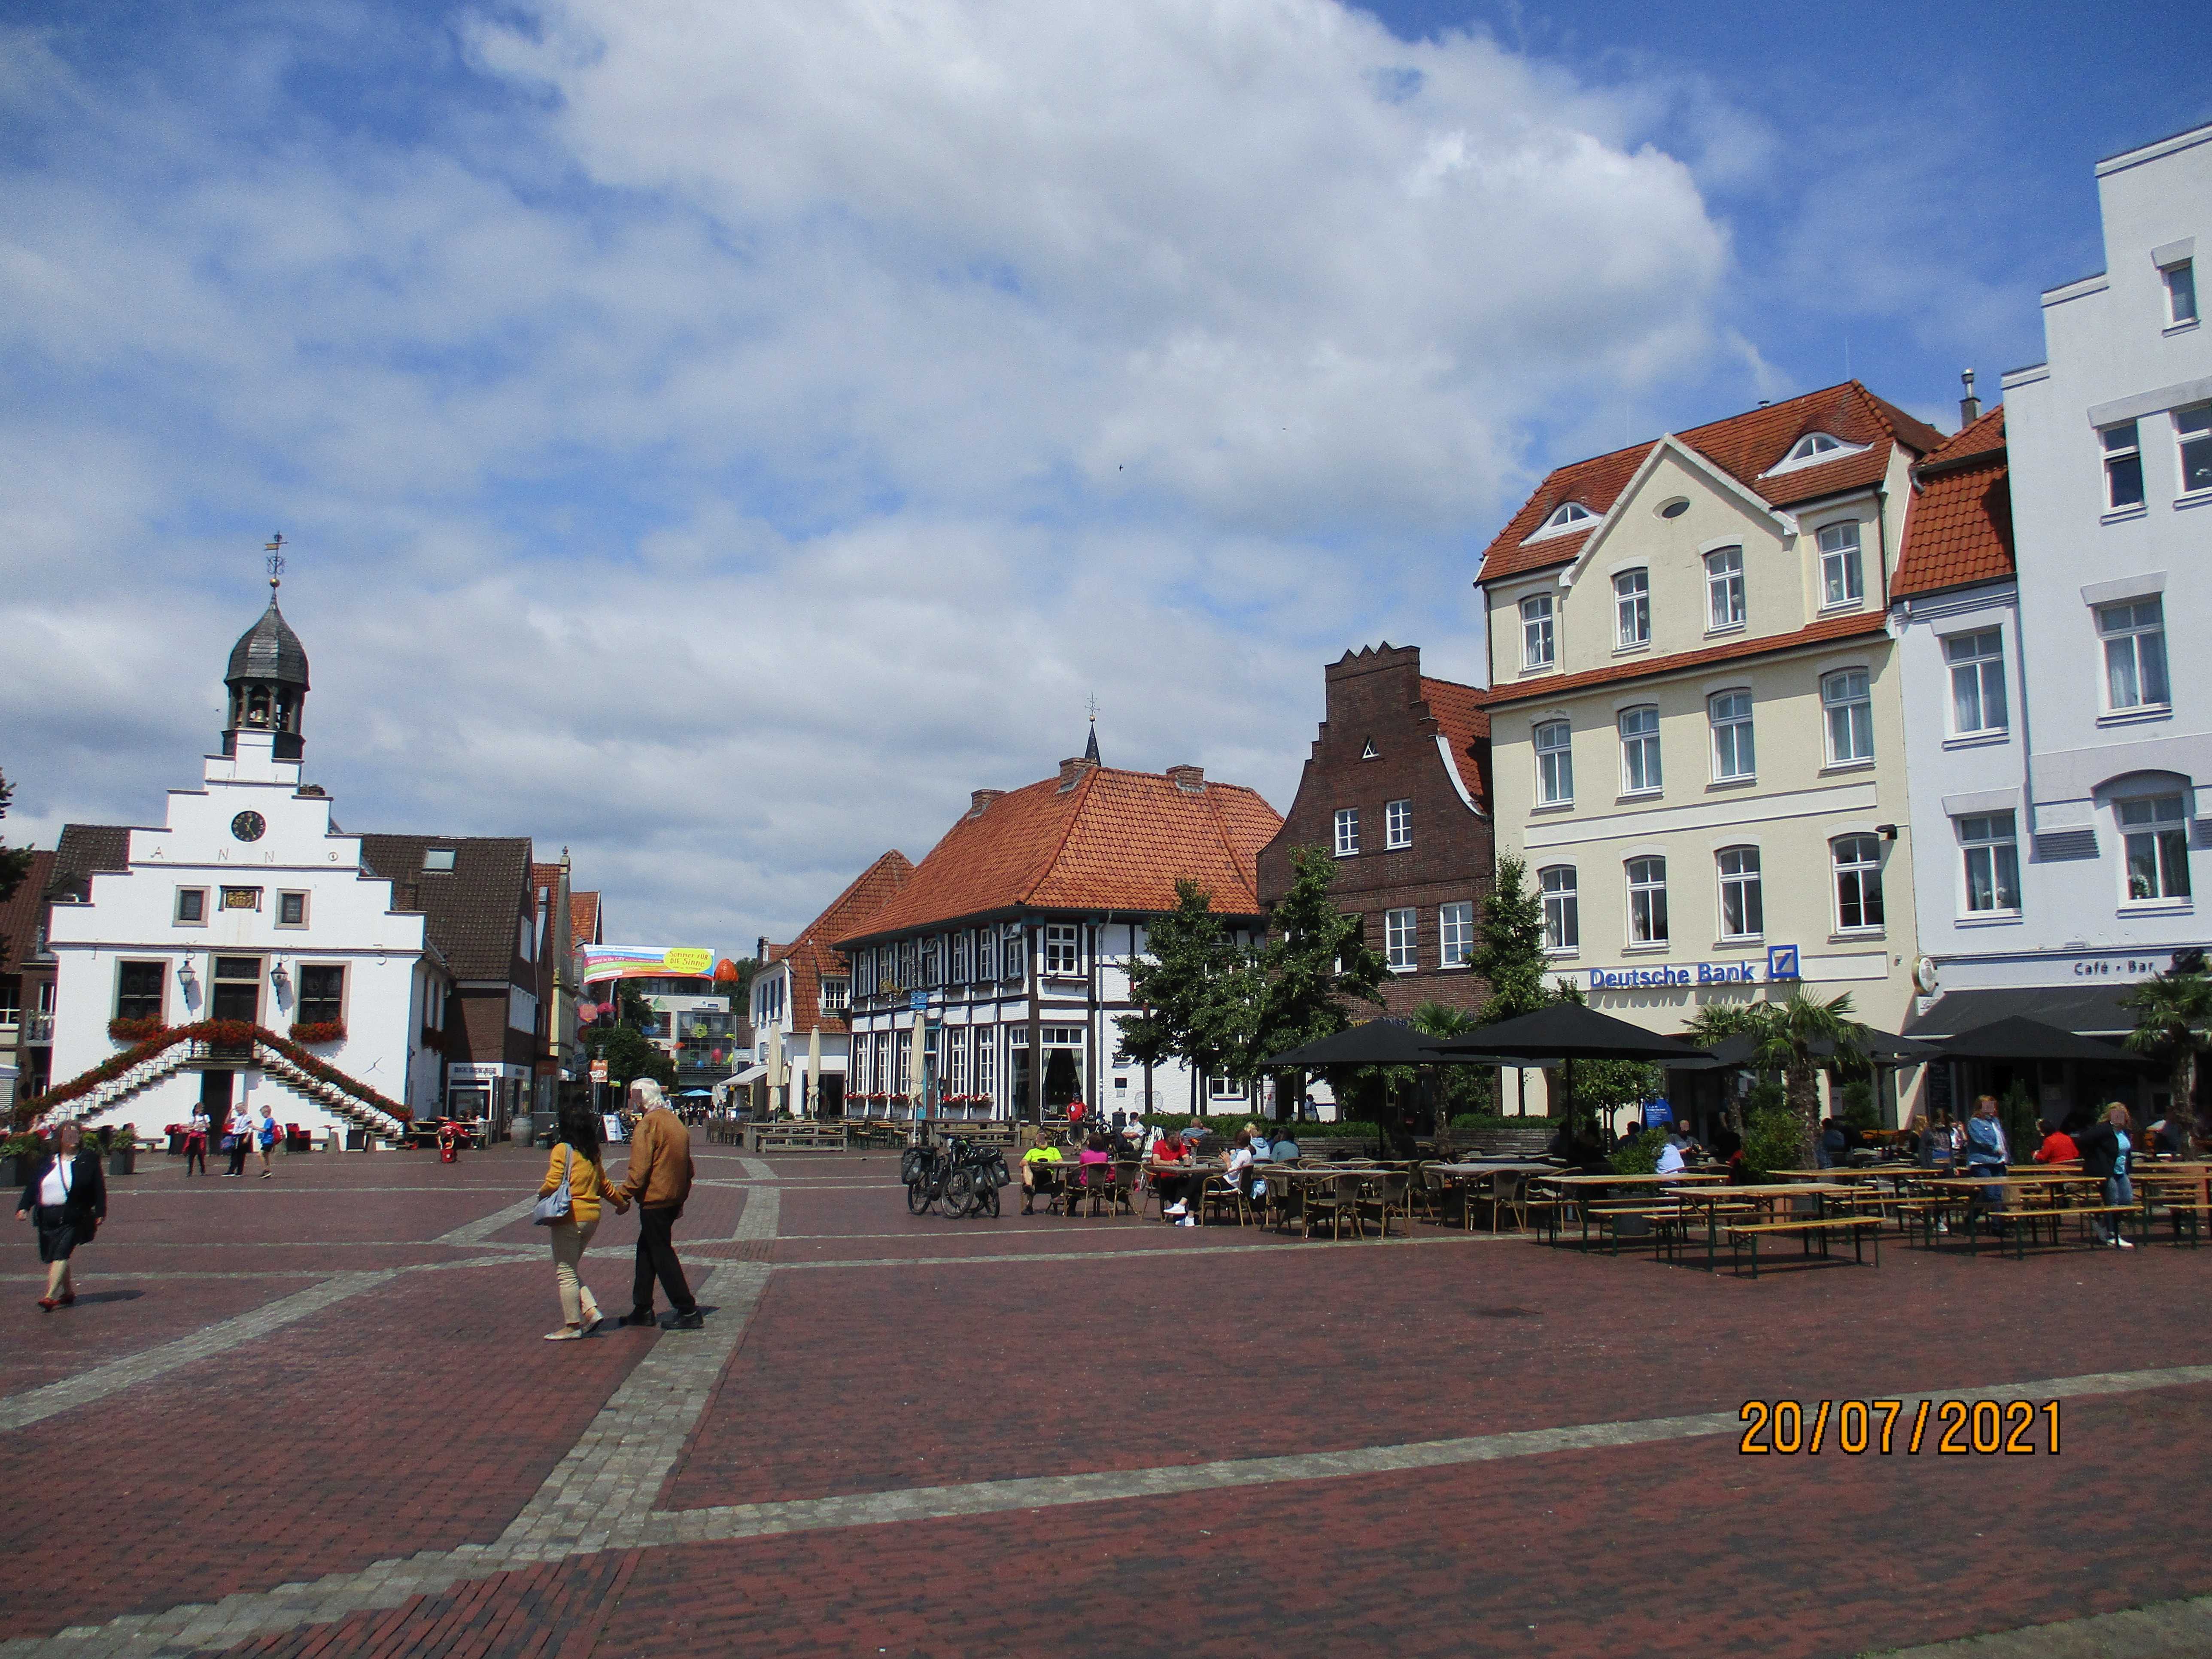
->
[597,1024,675,1093]
[1120,879,1250,1118]
[0,769,33,906]
[1551,980,1662,1136]
[1408,1001,1492,1131]
[1471,857,1548,1024]
[1242,846,1386,1116]
[2122,962,2212,1146]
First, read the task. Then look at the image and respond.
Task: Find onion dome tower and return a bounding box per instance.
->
[223,536,310,760]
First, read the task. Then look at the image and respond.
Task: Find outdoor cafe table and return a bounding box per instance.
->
[1664,1181,1857,1271]
[1431,1163,1558,1234]
[1924,1172,2118,1249]
[1534,1171,1726,1252]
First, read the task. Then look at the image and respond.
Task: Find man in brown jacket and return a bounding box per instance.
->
[612,1079,702,1329]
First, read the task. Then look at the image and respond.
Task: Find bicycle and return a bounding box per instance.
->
[904,1136,1008,1218]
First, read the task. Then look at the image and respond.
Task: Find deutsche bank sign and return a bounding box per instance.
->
[1587,961,1761,990]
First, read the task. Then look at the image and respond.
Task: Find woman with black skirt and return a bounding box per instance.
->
[16,1122,106,1310]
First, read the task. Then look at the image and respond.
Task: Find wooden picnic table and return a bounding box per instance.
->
[1665,1181,1858,1271]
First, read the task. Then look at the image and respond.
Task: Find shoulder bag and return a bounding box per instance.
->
[532,1145,574,1227]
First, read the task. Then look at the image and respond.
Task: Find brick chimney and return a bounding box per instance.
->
[1057,756,1097,791]
[967,788,1004,817]
[1165,763,1206,794]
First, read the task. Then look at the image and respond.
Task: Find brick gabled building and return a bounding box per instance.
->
[1258,644,1495,1017]
[836,750,1283,1121]
[744,849,914,1115]
[1,849,58,1109]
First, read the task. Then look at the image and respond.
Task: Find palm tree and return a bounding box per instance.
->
[1711,990,1869,1167]
[2122,966,2212,1147]
[1410,1003,1480,1143]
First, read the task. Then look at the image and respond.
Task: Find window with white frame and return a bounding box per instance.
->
[1705,547,1744,630]
[2099,598,2170,711]
[951,931,970,984]
[1614,568,1650,647]
[1537,500,1595,535]
[2167,259,2199,327]
[1534,720,1574,806]
[2121,796,2192,902]
[1782,432,1846,466]
[1384,907,1418,972]
[1520,593,1556,668]
[922,936,942,987]
[820,977,849,1013]
[1618,705,1662,794]
[1959,812,2021,913]
[1439,900,1474,967]
[978,930,998,982]
[946,1027,971,1094]
[1209,1073,1249,1100]
[1044,924,1082,976]
[976,1030,997,1100]
[1003,924,1025,978]
[1709,690,1755,780]
[1626,857,1668,945]
[1334,806,1360,857]
[1385,798,1412,850]
[1540,866,1579,951]
[1822,669,1874,764]
[1945,629,2008,735]
[1717,846,1763,939]
[2177,404,2212,495]
[2102,422,2145,510]
[1817,520,1863,606]
[1832,836,1885,930]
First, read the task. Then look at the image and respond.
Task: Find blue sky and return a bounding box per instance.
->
[4,0,2205,951]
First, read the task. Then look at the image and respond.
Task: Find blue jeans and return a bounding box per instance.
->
[2097,1171,2134,1241]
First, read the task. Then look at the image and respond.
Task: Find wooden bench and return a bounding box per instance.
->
[1723,1217,1882,1278]
[1975,1202,2143,1256]
[1579,1203,1691,1256]
[744,1122,849,1153]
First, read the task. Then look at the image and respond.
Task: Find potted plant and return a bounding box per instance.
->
[107,1121,138,1176]
[1,1130,40,1190]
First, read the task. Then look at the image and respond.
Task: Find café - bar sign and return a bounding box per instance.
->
[1586,946,1801,991]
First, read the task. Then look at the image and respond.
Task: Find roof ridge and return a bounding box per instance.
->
[1024,765,1098,906]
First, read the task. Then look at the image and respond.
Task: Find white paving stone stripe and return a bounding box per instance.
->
[737,1158,778,1181]
[7,1360,2212,1659]
[0,1271,398,1431]
[734,1187,779,1242]
[432,1196,542,1246]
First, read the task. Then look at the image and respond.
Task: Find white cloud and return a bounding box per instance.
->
[1,1,1737,948]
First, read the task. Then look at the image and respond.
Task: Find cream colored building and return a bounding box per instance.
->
[1475,383,1951,1118]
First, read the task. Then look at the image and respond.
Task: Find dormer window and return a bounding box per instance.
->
[1524,500,1597,543]
[422,848,456,872]
[1765,431,1869,476]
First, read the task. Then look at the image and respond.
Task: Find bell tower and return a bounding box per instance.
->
[223,535,310,762]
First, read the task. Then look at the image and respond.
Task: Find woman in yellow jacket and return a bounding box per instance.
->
[539,1107,627,1340]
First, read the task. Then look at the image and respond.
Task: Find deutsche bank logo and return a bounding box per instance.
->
[1766,945,1802,981]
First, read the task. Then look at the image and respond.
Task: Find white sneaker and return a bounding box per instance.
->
[1164,1201,1187,1217]
[1179,1216,1197,1227]
[2116,1237,2136,1249]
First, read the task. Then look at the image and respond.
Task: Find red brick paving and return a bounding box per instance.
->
[663,1228,2212,1511]
[0,1273,307,1393]
[0,1260,647,1641]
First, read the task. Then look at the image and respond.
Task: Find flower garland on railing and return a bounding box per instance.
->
[107,1016,169,1042]
[14,1019,410,1127]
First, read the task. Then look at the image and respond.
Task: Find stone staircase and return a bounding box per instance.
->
[39,1035,407,1142]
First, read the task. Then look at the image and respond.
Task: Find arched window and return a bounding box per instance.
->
[1541,501,1595,532]
[1717,847,1763,939]
[1538,866,1579,951]
[1786,432,1844,464]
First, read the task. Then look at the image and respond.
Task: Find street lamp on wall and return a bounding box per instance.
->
[176,958,198,997]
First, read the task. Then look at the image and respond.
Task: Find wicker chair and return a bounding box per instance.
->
[1358,1171,1413,1240]
[1302,1173,1364,1240]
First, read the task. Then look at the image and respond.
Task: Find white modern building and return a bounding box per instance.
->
[39,592,439,1141]
[1896,120,2211,1119]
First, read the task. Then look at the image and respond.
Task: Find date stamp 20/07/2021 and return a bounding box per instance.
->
[1740,1399,2061,1456]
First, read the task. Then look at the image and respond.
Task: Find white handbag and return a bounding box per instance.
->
[532,1145,574,1226]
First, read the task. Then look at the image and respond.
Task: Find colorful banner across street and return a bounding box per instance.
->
[579,944,714,984]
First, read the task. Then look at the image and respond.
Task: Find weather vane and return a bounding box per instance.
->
[265,532,286,591]
[1085,692,1100,723]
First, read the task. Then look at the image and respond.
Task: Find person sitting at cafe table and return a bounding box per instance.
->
[2032,1120,2079,1164]
[1653,1130,1687,1176]
[1271,1124,1300,1161]
[1219,1130,1256,1194]
[1020,1138,1065,1215]
[1818,1118,1849,1169]
[1151,1130,1201,1221]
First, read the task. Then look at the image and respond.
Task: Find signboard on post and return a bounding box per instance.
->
[909,991,928,1012]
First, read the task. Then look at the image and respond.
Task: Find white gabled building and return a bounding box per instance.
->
[37,589,443,1141]
[1895,121,2211,1122]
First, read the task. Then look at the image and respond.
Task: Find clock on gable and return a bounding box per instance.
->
[231,811,266,843]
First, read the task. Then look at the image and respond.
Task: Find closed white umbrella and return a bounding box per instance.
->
[767,1021,785,1116]
[805,1023,823,1120]
[907,1011,927,1118]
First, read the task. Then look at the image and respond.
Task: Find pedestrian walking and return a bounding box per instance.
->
[183,1108,210,1176]
[255,1104,280,1178]
[2075,1102,2138,1249]
[538,1106,624,1340]
[224,1103,251,1176]
[1962,1094,2008,1231]
[16,1122,106,1311]
[610,1079,701,1329]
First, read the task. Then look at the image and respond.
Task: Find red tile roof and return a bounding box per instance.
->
[836,763,1283,945]
[1485,612,1890,709]
[570,891,602,950]
[1479,382,1948,585]
[1417,676,1491,807]
[770,851,916,1034]
[1893,407,2014,599]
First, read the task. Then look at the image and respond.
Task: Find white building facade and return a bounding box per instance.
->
[1897,122,2212,1110]
[39,597,438,1140]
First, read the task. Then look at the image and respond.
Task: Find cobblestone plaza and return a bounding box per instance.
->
[6,1137,2212,1658]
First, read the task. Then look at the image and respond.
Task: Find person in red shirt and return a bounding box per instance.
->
[1151,1130,1200,1221]
[2032,1121,2079,1163]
